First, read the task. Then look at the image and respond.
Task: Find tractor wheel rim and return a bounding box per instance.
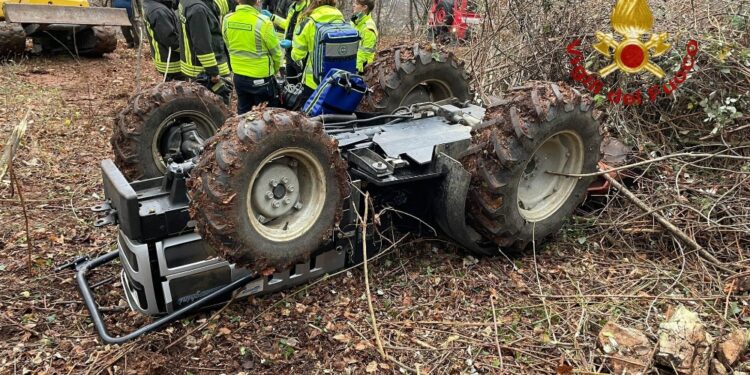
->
[247,147,327,242]
[517,130,584,222]
[399,80,454,107]
[152,110,216,173]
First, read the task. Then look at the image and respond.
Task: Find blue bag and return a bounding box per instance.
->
[303,69,367,116]
[310,18,360,84]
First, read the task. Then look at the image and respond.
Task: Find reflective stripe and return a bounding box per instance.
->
[358,46,375,53]
[218,63,230,75]
[197,53,218,67]
[254,18,264,56]
[214,0,228,16]
[229,50,264,58]
[293,41,307,51]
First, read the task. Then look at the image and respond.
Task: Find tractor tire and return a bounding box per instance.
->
[187,108,349,272]
[77,26,117,56]
[0,22,26,57]
[37,26,117,57]
[111,81,230,181]
[462,81,602,254]
[360,43,471,114]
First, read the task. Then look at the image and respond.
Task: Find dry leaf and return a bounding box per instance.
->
[218,327,231,335]
[354,341,369,351]
[333,333,351,344]
[441,334,460,348]
[366,361,378,373]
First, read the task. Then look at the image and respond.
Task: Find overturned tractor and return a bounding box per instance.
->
[70,45,601,344]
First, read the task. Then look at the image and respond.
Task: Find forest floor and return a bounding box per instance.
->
[0,40,748,375]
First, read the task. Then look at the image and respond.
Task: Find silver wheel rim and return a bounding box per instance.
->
[151,110,216,173]
[247,147,327,242]
[399,79,454,107]
[517,130,584,222]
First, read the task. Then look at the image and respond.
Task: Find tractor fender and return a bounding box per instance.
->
[432,152,492,254]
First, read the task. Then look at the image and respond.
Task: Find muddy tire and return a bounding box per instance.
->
[111,81,230,181]
[85,26,117,56]
[0,22,26,57]
[76,26,117,56]
[462,81,602,254]
[187,109,349,272]
[360,44,471,114]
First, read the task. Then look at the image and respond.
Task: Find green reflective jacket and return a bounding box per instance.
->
[291,5,345,90]
[351,12,377,73]
[272,0,309,40]
[223,5,281,78]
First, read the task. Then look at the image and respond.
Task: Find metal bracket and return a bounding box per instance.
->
[90,202,111,213]
[348,148,394,177]
[94,212,117,228]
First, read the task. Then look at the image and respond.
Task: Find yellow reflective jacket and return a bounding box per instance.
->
[222,5,282,78]
[290,5,345,90]
[272,0,309,40]
[351,12,378,73]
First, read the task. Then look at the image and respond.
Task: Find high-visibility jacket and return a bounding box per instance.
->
[291,5,345,90]
[178,0,232,77]
[222,5,281,78]
[142,0,181,74]
[271,0,309,41]
[351,12,378,73]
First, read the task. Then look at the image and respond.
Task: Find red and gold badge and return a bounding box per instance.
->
[593,0,671,78]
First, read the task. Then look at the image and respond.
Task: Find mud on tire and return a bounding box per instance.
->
[187,109,349,273]
[360,43,471,114]
[462,82,602,254]
[80,26,117,56]
[0,22,26,57]
[111,81,230,181]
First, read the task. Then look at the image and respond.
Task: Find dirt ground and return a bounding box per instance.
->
[1,42,748,375]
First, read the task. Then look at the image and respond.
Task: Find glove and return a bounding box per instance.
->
[280,39,292,49]
[261,9,273,19]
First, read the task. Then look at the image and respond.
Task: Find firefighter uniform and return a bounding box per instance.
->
[222,4,282,114]
[291,5,345,91]
[142,0,182,79]
[178,0,232,79]
[351,12,378,73]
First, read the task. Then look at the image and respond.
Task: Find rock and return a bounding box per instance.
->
[656,305,714,375]
[597,321,653,375]
[711,359,727,375]
[717,328,749,366]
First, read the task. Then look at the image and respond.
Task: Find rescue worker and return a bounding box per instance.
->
[222,0,282,114]
[350,0,377,73]
[142,0,183,80]
[178,0,234,101]
[261,0,309,83]
[289,0,345,102]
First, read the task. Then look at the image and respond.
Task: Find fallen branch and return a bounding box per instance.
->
[548,152,750,178]
[361,192,385,357]
[0,109,31,182]
[602,172,735,275]
[9,165,33,275]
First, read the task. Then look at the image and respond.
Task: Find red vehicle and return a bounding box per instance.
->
[428,0,482,42]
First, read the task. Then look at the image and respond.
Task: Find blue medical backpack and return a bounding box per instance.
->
[303,69,367,116]
[310,18,360,84]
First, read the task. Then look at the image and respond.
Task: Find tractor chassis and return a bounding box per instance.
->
[64,100,487,344]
